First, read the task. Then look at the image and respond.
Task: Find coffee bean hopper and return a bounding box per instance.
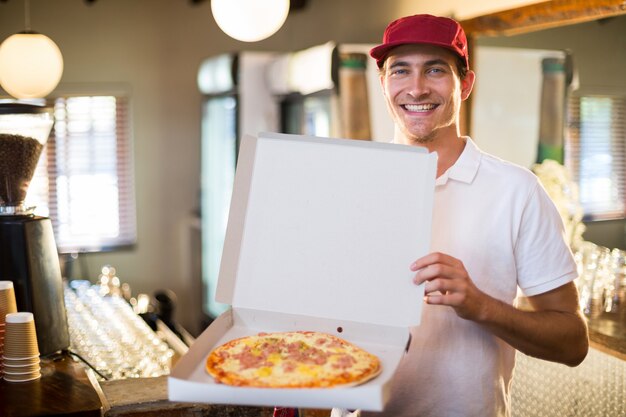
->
[0,103,70,356]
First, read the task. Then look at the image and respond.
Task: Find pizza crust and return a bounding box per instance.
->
[205,331,381,388]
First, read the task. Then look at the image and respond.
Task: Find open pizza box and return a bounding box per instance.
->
[169,132,437,411]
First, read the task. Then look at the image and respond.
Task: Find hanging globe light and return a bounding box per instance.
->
[0,31,64,99]
[211,0,290,42]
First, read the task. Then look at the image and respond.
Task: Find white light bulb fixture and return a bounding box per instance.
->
[211,0,290,42]
[0,0,64,99]
[0,32,64,99]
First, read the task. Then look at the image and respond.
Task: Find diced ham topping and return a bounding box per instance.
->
[282,362,297,372]
[328,339,344,349]
[332,354,356,369]
[234,351,266,369]
[230,334,354,371]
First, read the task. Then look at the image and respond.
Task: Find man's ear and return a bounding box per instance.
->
[460,70,476,101]
[379,72,386,94]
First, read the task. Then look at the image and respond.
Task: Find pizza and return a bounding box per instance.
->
[205,330,381,388]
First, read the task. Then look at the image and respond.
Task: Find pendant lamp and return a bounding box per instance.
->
[0,0,64,99]
[211,0,289,42]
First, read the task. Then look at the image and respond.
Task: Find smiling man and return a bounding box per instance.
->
[362,14,589,417]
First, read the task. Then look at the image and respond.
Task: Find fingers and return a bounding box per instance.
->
[410,252,482,319]
[410,252,461,272]
[412,262,465,285]
[410,252,470,304]
[410,252,441,271]
[424,291,466,306]
[423,277,456,294]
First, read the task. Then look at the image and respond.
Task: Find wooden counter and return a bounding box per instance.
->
[0,358,329,417]
[588,313,626,361]
[99,376,330,417]
[0,354,104,417]
[100,376,273,417]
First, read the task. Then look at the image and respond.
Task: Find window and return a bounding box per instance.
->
[566,94,626,220]
[26,95,136,253]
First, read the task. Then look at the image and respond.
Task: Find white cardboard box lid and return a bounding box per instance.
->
[216,132,437,328]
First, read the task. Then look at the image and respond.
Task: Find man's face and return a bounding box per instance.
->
[380,44,474,146]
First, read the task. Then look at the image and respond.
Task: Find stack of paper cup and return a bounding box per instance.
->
[2,312,41,382]
[0,281,19,377]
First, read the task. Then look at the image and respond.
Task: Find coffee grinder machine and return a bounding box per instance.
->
[0,103,70,356]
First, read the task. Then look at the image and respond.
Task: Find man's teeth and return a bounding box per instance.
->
[404,104,437,112]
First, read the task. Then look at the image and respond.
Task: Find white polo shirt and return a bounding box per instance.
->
[367,137,578,417]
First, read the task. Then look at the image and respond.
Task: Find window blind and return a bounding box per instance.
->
[566,94,626,220]
[27,95,136,253]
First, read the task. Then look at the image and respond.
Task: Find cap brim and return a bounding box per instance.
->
[369,43,399,66]
[369,41,467,68]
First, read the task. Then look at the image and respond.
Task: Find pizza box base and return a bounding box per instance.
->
[168,307,410,411]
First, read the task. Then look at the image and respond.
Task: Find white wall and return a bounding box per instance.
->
[471,47,565,168]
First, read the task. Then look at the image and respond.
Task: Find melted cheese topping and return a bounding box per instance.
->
[206,331,381,388]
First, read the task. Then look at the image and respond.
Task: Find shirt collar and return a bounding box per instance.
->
[391,136,482,185]
[436,137,481,186]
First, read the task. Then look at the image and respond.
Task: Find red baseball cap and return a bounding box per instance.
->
[370,14,469,70]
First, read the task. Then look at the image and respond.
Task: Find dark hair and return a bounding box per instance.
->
[456,56,469,79]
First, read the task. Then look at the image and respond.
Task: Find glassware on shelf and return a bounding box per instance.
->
[574,242,625,319]
[64,280,174,380]
[606,248,626,317]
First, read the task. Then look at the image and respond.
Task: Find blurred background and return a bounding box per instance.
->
[0,0,624,336]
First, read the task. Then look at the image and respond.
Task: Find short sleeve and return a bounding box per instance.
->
[515,181,578,296]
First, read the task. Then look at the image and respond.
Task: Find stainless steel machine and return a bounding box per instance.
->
[0,102,70,356]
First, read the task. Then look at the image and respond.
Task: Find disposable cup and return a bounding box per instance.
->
[2,361,41,372]
[3,336,37,347]
[3,366,40,375]
[2,328,36,335]
[2,330,36,338]
[0,297,15,306]
[2,354,40,362]
[0,282,14,290]
[3,347,40,359]
[0,282,18,320]
[5,367,39,375]
[2,327,35,335]
[2,355,39,366]
[3,372,41,383]
[5,312,34,324]
[3,345,40,355]
[3,365,40,375]
[3,313,38,359]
